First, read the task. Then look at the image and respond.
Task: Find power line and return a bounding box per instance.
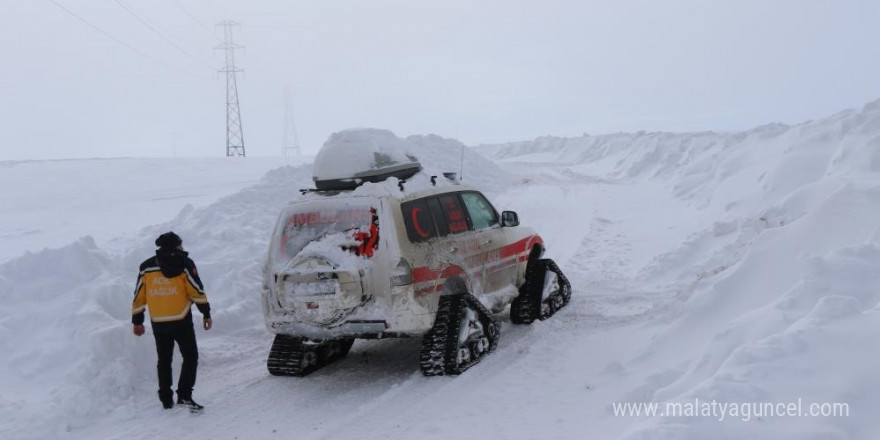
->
[115,0,216,71]
[170,0,213,34]
[47,0,213,81]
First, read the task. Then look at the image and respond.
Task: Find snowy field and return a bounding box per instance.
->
[0,157,307,263]
[3,101,880,440]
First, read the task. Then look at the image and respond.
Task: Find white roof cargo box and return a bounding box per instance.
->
[313,128,422,190]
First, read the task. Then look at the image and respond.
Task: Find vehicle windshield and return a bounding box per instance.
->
[270,198,379,269]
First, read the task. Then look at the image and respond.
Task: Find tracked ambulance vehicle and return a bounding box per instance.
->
[262,129,571,376]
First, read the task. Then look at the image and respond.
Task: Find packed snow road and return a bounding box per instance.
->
[57,161,695,440]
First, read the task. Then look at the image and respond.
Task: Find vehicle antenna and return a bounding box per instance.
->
[459,142,465,181]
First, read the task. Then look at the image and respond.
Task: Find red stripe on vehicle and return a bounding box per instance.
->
[501,235,543,260]
[410,235,542,285]
[412,265,465,284]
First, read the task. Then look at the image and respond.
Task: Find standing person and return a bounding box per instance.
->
[131,231,213,411]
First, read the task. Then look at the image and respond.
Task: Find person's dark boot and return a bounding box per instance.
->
[158,390,174,409]
[177,396,204,413]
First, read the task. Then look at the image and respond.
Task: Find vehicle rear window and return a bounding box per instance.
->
[277,202,374,258]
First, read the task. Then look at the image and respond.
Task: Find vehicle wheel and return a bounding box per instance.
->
[419,293,499,376]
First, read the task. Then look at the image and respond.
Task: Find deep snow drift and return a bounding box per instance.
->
[479,99,880,439]
[3,102,880,439]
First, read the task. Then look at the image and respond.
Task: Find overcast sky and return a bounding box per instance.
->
[3,0,879,160]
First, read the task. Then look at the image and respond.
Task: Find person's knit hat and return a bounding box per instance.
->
[155,231,182,250]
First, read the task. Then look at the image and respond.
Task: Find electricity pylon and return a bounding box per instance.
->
[217,21,245,157]
[282,87,301,157]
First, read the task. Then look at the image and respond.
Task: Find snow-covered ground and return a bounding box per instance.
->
[0,157,307,263]
[3,101,879,439]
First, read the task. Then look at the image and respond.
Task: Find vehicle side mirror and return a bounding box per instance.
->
[501,211,519,227]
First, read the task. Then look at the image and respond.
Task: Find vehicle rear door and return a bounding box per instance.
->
[401,194,472,296]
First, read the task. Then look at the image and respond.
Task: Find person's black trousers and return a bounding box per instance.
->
[153,322,199,400]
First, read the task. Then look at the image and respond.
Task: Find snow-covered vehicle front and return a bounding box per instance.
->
[261,128,571,377]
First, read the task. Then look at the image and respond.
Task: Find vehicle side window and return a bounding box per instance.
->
[401,199,437,242]
[460,192,499,230]
[438,194,470,235]
[426,197,449,237]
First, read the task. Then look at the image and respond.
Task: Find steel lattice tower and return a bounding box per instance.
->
[282,87,301,157]
[217,21,245,157]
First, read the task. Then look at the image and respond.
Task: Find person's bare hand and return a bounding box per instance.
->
[133,324,145,336]
[203,318,212,331]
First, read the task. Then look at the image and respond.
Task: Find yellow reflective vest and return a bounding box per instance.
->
[132,259,209,323]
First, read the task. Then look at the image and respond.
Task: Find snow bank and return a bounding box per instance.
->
[482,99,880,439]
[0,164,314,439]
[0,157,297,263]
[0,237,137,439]
[406,133,513,195]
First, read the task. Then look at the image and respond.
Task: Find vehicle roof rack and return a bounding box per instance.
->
[313,162,422,191]
[430,173,458,186]
[299,188,343,196]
